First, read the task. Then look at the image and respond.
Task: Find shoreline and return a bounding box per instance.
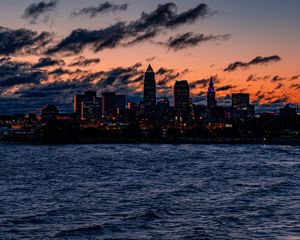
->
[1,137,300,146]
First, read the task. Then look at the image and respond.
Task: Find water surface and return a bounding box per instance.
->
[0,144,299,239]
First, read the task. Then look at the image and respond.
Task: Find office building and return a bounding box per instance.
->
[174,80,190,115]
[102,92,116,115]
[74,91,101,118]
[280,104,297,119]
[157,97,170,116]
[207,77,217,108]
[81,101,101,121]
[144,65,156,107]
[232,93,250,119]
[116,95,126,110]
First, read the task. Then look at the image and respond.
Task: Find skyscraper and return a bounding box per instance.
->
[207,77,216,108]
[174,80,190,115]
[81,101,101,121]
[144,65,156,107]
[74,91,101,119]
[102,92,116,115]
[232,93,250,119]
[116,95,126,110]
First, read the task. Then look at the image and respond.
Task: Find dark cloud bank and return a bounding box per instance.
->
[22,0,59,24]
[71,1,128,18]
[0,26,53,55]
[47,2,218,55]
[0,55,192,113]
[0,2,226,56]
[69,56,100,67]
[224,55,281,72]
[163,32,231,51]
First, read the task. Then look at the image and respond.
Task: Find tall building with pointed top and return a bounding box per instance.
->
[207,77,216,108]
[144,65,156,107]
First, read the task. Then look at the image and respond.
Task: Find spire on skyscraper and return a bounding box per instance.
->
[208,76,215,93]
[146,64,154,72]
[207,76,216,108]
[144,64,156,109]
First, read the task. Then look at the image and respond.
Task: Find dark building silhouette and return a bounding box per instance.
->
[174,80,190,116]
[116,95,126,110]
[74,91,101,119]
[144,65,156,108]
[41,105,59,122]
[232,93,250,119]
[157,97,170,116]
[102,92,116,115]
[280,104,297,119]
[208,106,225,123]
[128,102,137,111]
[81,101,101,121]
[207,77,217,109]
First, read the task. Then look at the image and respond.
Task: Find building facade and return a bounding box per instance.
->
[174,80,190,116]
[207,77,216,109]
[74,91,101,119]
[102,92,116,115]
[232,93,250,119]
[144,65,156,107]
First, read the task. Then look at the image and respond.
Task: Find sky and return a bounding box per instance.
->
[0,0,299,114]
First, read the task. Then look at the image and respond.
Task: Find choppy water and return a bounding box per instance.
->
[0,144,300,240]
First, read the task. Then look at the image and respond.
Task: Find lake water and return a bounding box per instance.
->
[0,144,300,239]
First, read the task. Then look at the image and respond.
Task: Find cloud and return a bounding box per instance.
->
[47,3,216,55]
[71,2,128,18]
[252,91,265,105]
[247,74,299,83]
[274,83,284,90]
[156,67,189,86]
[264,96,289,106]
[246,74,270,82]
[0,72,47,87]
[125,30,158,46]
[190,76,220,90]
[291,75,300,81]
[47,22,127,55]
[146,56,156,62]
[0,26,53,56]
[129,3,214,31]
[216,85,237,92]
[190,79,209,89]
[33,57,65,68]
[224,55,281,72]
[271,75,285,82]
[69,56,100,67]
[162,32,230,51]
[96,63,144,89]
[0,61,146,113]
[290,83,300,90]
[0,57,30,76]
[0,58,47,88]
[49,68,72,76]
[22,0,59,24]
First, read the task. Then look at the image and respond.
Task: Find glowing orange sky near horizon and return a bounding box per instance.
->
[2,0,300,108]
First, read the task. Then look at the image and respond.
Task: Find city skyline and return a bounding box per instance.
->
[0,63,299,115]
[0,0,300,114]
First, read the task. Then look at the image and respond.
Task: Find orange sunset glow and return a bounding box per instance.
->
[0,0,299,113]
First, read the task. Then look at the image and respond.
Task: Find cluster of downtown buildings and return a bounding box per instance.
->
[0,65,299,143]
[73,65,256,125]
